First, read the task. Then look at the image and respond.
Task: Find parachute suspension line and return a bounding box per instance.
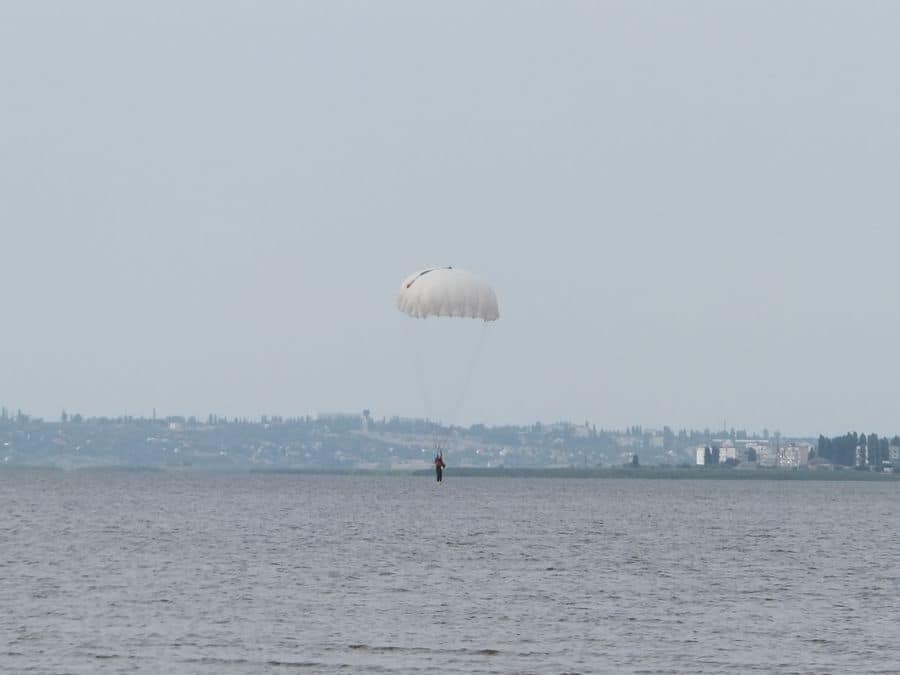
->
[403,321,434,423]
[448,321,490,429]
[403,321,446,454]
[402,320,488,458]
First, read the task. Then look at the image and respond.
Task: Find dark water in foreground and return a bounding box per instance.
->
[2,470,899,674]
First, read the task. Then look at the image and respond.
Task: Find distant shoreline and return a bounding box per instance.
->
[412,467,900,481]
[2,464,898,481]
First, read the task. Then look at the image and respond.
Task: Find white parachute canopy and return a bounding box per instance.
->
[396,267,499,321]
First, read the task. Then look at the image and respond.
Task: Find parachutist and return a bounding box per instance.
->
[434,452,446,482]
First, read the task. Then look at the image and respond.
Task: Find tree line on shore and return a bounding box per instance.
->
[816,432,898,467]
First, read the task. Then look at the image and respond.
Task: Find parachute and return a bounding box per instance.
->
[396,267,500,456]
[396,267,499,321]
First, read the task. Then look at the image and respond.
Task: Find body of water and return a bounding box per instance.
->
[2,470,898,673]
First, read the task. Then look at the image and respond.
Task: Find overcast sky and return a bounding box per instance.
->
[2,2,899,435]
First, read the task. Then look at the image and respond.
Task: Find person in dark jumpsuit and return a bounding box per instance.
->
[434,453,446,482]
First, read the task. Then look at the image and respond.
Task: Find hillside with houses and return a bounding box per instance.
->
[2,407,896,473]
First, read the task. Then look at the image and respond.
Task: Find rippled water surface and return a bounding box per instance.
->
[2,470,899,673]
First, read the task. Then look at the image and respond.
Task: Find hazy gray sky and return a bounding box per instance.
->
[2,2,899,435]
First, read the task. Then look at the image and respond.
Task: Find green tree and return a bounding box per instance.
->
[868,433,880,467]
[817,435,831,462]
